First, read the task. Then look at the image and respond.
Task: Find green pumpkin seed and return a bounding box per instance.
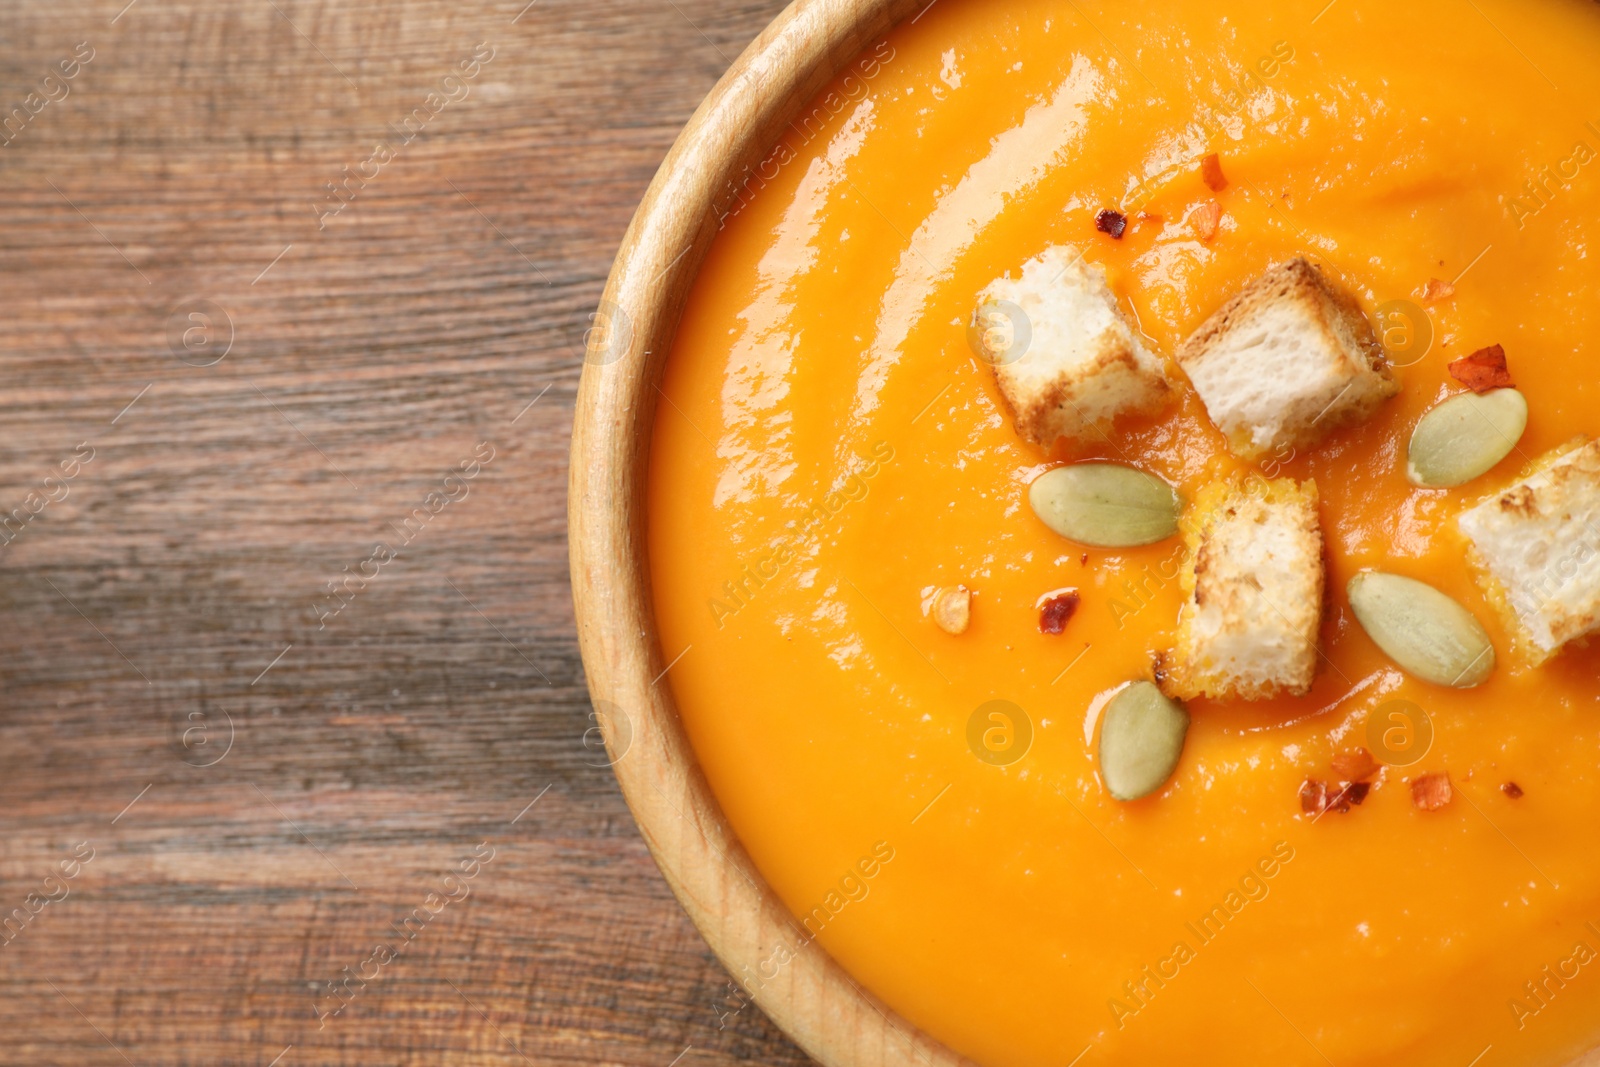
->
[1347,571,1495,687]
[1028,464,1181,547]
[1406,389,1528,488]
[1099,682,1190,802]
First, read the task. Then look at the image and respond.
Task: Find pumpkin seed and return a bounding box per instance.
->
[1406,388,1527,488]
[1099,682,1190,801]
[1028,464,1181,547]
[1347,571,1495,687]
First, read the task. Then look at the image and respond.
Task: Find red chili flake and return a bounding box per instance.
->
[1037,591,1081,634]
[1502,781,1524,799]
[1332,781,1371,811]
[1411,771,1453,812]
[1095,209,1127,239]
[1191,200,1223,242]
[1330,747,1378,782]
[1299,779,1329,814]
[1418,277,1456,305]
[1317,781,1371,814]
[1200,152,1229,192]
[1448,345,1515,394]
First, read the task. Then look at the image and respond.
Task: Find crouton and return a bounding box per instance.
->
[1162,475,1324,701]
[1458,439,1600,666]
[1176,258,1398,461]
[976,244,1170,450]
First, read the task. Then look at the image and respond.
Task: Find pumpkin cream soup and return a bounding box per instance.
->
[648,1,1600,1064]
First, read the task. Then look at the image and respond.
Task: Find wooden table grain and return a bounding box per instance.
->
[0,1,810,1064]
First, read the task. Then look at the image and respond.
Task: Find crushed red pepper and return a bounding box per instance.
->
[1300,779,1329,814]
[1448,345,1515,393]
[1412,772,1453,811]
[1331,747,1379,782]
[1418,277,1456,304]
[1200,152,1228,191]
[1191,201,1223,241]
[1302,776,1371,816]
[1332,781,1371,810]
[1038,591,1081,634]
[1094,209,1127,239]
[1502,781,1524,799]
[1302,750,1380,820]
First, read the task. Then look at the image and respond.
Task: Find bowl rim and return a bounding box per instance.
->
[567,0,968,1064]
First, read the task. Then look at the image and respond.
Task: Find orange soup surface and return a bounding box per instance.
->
[648,2,1600,1064]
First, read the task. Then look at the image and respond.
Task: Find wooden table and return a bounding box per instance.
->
[0,1,809,1063]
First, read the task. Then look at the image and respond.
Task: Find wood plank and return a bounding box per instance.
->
[0,0,809,1063]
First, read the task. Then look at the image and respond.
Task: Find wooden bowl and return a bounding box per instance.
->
[570,4,1600,1066]
[568,1,966,1064]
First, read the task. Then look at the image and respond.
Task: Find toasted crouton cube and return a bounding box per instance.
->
[976,244,1169,449]
[1458,439,1600,666]
[1176,258,1398,461]
[1163,476,1324,701]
